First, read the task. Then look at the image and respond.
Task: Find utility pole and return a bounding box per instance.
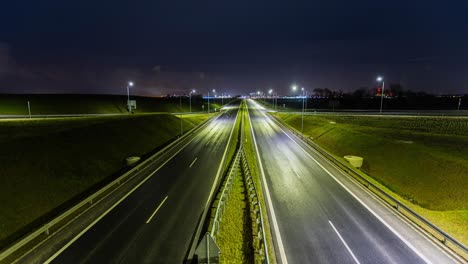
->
[180,94,183,136]
[27,101,31,118]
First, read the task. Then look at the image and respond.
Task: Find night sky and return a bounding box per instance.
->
[1,0,467,96]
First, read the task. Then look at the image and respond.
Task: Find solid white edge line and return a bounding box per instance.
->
[203,108,239,209]
[189,157,198,168]
[246,100,288,264]
[263,107,434,264]
[43,126,203,264]
[187,108,239,259]
[146,196,168,224]
[329,220,361,264]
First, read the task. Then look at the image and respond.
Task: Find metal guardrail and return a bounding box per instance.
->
[268,113,468,261]
[206,101,270,264]
[240,148,270,264]
[210,151,242,238]
[0,113,220,263]
[208,147,270,264]
[189,107,241,262]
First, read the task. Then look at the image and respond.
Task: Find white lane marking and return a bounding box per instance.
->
[246,100,288,264]
[329,221,361,264]
[264,109,434,264]
[189,157,198,168]
[204,109,239,209]
[44,127,204,264]
[187,108,239,259]
[146,196,168,224]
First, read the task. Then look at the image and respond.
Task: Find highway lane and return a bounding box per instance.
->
[247,99,457,264]
[25,103,239,263]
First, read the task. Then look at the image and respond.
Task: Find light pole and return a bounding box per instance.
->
[269,89,273,108]
[292,84,305,135]
[208,89,215,113]
[189,89,196,113]
[180,93,183,136]
[377,76,385,113]
[126,81,134,113]
[301,87,305,135]
[212,89,216,111]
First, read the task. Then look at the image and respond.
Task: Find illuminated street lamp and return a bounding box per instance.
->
[376,76,385,113]
[292,85,305,135]
[126,81,134,113]
[268,89,274,108]
[208,89,216,113]
[301,87,305,135]
[189,89,196,113]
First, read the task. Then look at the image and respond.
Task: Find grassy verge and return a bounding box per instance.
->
[205,100,277,263]
[0,113,212,246]
[215,169,254,263]
[242,101,277,263]
[272,112,468,244]
[205,105,251,263]
[0,94,237,115]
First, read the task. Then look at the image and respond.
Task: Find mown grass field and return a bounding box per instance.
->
[0,94,229,115]
[273,112,468,243]
[0,113,212,246]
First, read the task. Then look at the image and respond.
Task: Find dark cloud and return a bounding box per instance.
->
[0,0,467,95]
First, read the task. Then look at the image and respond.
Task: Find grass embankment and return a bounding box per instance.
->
[0,113,212,246]
[0,94,231,115]
[273,112,468,244]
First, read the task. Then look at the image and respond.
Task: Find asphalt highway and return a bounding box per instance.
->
[247,99,458,264]
[31,104,239,263]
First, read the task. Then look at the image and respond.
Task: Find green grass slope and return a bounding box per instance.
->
[273,113,468,243]
[0,94,233,115]
[0,113,211,245]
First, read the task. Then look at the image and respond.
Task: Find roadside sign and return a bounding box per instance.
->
[195,233,220,264]
[129,100,137,109]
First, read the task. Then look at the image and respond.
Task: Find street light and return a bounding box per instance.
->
[269,89,274,108]
[301,87,305,135]
[189,89,196,113]
[292,85,305,135]
[208,89,216,113]
[376,76,385,113]
[126,81,134,113]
